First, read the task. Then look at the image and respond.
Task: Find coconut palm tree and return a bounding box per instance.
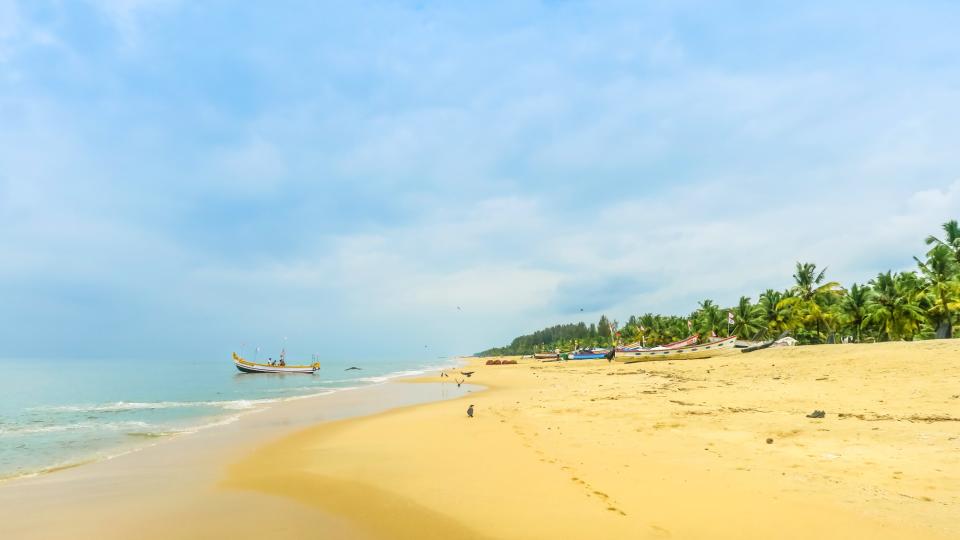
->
[914,244,960,338]
[730,296,763,340]
[838,283,871,342]
[693,299,724,338]
[755,289,792,339]
[925,219,960,267]
[637,313,657,345]
[865,271,926,340]
[778,262,844,342]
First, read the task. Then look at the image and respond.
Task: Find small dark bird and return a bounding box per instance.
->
[460,371,475,377]
[345,367,362,371]
[467,404,474,418]
[457,306,461,311]
[455,378,464,387]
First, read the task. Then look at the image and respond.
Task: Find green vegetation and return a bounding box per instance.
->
[477,220,960,356]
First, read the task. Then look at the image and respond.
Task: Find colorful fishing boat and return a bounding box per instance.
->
[232,351,320,374]
[567,349,615,360]
[616,335,737,362]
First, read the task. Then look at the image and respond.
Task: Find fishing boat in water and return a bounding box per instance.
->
[616,335,738,362]
[232,351,320,374]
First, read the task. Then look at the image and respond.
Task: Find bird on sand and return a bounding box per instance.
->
[467,405,474,418]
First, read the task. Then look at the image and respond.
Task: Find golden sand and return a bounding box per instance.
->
[227,341,960,539]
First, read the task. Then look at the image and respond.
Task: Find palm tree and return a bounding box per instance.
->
[730,296,763,339]
[638,313,657,345]
[865,271,925,340]
[755,289,792,339]
[694,299,723,338]
[778,262,844,342]
[914,244,960,338]
[838,283,870,342]
[925,219,960,267]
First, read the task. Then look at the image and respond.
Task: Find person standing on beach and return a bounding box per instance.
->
[467,404,474,418]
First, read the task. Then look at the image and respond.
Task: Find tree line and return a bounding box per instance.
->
[476,219,960,356]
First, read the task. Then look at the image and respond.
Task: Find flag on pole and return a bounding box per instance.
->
[727,311,735,325]
[687,319,692,330]
[639,324,645,332]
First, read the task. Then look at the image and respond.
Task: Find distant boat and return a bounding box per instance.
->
[232,352,320,374]
[617,336,738,362]
[534,352,561,359]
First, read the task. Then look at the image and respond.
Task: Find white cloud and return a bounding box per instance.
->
[3,1,960,357]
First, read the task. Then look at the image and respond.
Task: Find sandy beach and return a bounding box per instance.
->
[229,341,959,539]
[1,341,958,539]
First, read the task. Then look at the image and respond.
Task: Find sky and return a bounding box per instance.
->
[1,1,960,361]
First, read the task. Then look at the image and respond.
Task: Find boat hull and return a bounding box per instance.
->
[616,336,738,362]
[567,353,607,360]
[620,334,698,351]
[567,349,615,360]
[232,352,319,374]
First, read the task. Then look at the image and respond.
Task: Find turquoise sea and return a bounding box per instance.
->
[0,354,455,480]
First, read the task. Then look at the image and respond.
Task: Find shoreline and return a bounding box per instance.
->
[0,359,463,485]
[2,342,958,539]
[0,376,480,539]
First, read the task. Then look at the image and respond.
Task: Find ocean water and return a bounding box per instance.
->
[0,354,456,480]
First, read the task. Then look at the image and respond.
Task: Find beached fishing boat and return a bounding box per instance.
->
[619,334,699,352]
[567,349,615,360]
[534,352,561,359]
[617,335,738,362]
[232,352,320,374]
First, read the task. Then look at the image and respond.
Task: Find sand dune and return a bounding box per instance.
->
[228,341,960,539]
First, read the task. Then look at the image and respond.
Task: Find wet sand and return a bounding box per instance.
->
[0,381,476,540]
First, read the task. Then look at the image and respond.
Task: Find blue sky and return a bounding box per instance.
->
[2,1,960,360]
